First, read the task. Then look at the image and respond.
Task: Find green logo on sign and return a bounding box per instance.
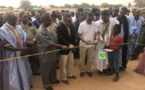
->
[99,52,106,59]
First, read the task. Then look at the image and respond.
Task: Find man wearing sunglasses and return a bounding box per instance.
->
[57,13,76,85]
[19,12,40,76]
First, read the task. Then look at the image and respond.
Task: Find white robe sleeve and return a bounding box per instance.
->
[95,21,103,41]
[78,22,83,35]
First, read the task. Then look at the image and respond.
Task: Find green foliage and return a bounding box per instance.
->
[49,3,100,8]
[73,4,80,8]
[0,6,7,8]
[100,3,110,7]
[134,0,145,7]
[128,2,132,8]
[8,6,13,10]
[115,4,123,7]
[64,4,72,8]
[20,0,32,10]
[100,3,122,8]
[49,5,58,8]
[80,3,91,8]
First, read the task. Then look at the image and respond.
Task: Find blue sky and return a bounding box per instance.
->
[0,0,134,7]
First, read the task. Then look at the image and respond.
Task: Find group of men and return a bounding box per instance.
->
[0,6,145,90]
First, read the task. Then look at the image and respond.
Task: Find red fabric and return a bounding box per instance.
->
[109,35,123,52]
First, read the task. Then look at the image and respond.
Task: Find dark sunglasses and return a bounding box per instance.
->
[67,20,72,23]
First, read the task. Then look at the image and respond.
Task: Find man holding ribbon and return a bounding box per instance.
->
[0,12,32,90]
[94,10,119,74]
[57,13,76,85]
[78,12,99,77]
[37,13,68,90]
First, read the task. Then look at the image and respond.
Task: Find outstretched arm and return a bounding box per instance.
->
[4,46,29,52]
[0,40,8,47]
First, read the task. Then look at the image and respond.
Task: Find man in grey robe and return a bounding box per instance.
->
[37,13,68,90]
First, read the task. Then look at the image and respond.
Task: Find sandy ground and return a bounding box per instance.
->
[31,54,145,90]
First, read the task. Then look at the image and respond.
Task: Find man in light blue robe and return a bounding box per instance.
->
[129,8,136,19]
[0,37,6,90]
[0,14,7,90]
[0,37,8,90]
[0,37,3,90]
[129,9,144,54]
[0,12,32,90]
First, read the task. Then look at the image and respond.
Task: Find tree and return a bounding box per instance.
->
[114,4,123,7]
[49,5,58,8]
[60,6,64,8]
[90,4,99,8]
[91,4,95,8]
[134,0,145,7]
[73,4,80,8]
[128,2,132,8]
[8,6,13,10]
[100,3,110,8]
[0,6,7,8]
[32,5,38,8]
[20,0,32,10]
[38,5,43,8]
[80,3,91,8]
[109,4,114,7]
[64,4,72,8]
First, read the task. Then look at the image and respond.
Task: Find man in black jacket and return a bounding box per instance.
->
[57,13,76,85]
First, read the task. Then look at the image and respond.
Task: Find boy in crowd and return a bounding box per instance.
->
[108,24,123,82]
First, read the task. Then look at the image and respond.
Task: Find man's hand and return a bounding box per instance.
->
[27,41,35,46]
[131,34,135,38]
[62,46,69,50]
[130,38,134,44]
[100,40,104,44]
[75,39,78,43]
[84,40,91,44]
[130,33,135,44]
[20,47,30,52]
[94,40,99,45]
[0,39,8,47]
[69,44,75,49]
[143,22,145,25]
[20,47,30,56]
[104,46,109,49]
[112,49,116,52]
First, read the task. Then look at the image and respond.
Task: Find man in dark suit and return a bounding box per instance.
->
[57,13,76,85]
[33,13,41,29]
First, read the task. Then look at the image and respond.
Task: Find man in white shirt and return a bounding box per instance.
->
[78,12,99,77]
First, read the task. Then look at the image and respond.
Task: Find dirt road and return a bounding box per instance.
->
[31,54,145,90]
